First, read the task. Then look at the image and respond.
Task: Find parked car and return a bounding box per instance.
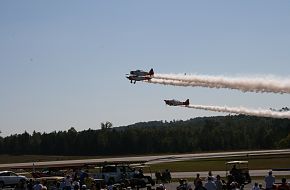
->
[0,171,28,188]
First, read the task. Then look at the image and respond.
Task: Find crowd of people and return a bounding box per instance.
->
[13,170,102,190]
[160,170,289,190]
[6,169,290,190]
[171,171,290,190]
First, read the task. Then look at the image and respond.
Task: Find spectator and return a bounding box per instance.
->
[265,171,275,190]
[72,180,80,190]
[164,169,172,183]
[33,180,43,190]
[215,175,223,190]
[49,181,58,190]
[259,184,265,190]
[226,174,235,189]
[277,178,290,190]
[155,171,162,184]
[230,165,238,177]
[27,179,34,190]
[60,178,66,190]
[162,169,171,183]
[84,176,94,188]
[90,180,97,190]
[15,180,26,190]
[252,182,260,190]
[230,182,239,190]
[205,177,217,190]
[156,184,166,190]
[81,184,87,190]
[195,180,206,190]
[177,179,192,190]
[194,173,202,188]
[80,170,89,186]
[64,175,72,190]
[207,171,216,181]
[138,168,144,178]
[241,184,245,190]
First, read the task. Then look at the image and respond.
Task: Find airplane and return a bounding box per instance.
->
[130,68,154,77]
[164,99,190,106]
[126,68,154,84]
[270,107,290,112]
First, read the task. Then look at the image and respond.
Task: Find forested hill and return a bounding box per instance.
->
[1,115,290,156]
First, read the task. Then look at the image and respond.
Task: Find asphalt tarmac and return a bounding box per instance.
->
[1,149,290,169]
[169,170,290,179]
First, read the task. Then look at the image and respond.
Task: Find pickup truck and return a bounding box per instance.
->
[0,171,27,188]
[94,162,155,188]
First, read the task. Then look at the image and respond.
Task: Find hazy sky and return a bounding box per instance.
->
[1,1,290,136]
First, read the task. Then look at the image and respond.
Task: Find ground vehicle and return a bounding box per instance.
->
[225,161,251,185]
[31,169,66,178]
[155,169,172,183]
[0,171,27,188]
[94,162,155,188]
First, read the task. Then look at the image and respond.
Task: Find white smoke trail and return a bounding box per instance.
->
[182,104,290,119]
[148,78,231,89]
[151,74,290,94]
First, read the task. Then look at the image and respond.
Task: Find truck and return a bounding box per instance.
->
[94,161,155,188]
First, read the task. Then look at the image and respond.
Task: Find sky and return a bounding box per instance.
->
[0,1,290,136]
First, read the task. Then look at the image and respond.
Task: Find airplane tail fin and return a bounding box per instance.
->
[149,68,154,76]
[184,99,190,106]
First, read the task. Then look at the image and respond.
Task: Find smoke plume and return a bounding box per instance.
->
[182,104,290,119]
[149,74,290,94]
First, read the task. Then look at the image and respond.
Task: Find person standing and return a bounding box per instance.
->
[27,179,34,190]
[252,182,260,190]
[195,180,206,190]
[265,171,275,190]
[215,175,223,190]
[33,180,43,190]
[194,173,202,188]
[64,175,72,190]
[205,177,217,190]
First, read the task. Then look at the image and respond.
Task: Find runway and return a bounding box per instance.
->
[0,149,290,171]
[168,170,290,179]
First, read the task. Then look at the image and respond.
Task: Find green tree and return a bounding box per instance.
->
[101,121,113,130]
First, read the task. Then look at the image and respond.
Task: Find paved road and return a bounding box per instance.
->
[163,180,264,190]
[168,170,290,179]
[1,149,290,169]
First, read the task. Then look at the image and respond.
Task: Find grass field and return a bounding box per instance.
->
[150,154,290,172]
[0,154,101,164]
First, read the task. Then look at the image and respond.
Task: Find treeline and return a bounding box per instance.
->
[0,115,290,156]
